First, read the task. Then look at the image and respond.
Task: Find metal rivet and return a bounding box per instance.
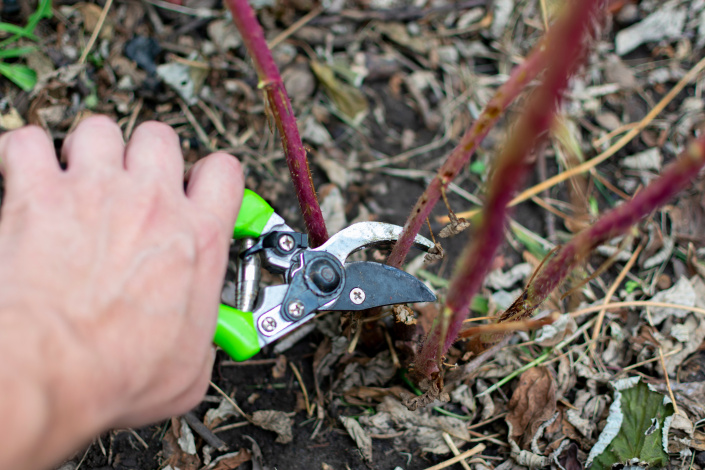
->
[287,300,305,318]
[349,287,366,305]
[278,234,295,252]
[261,317,277,332]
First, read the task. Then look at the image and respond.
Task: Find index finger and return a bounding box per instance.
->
[185,152,244,231]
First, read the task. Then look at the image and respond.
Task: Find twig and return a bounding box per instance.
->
[423,444,486,470]
[539,0,550,30]
[643,309,681,416]
[570,301,705,317]
[442,433,471,470]
[590,244,642,351]
[618,346,682,373]
[212,421,250,433]
[383,327,401,368]
[178,99,213,152]
[289,362,312,417]
[140,0,220,18]
[124,97,143,141]
[182,411,228,451]
[209,381,254,424]
[78,0,114,64]
[268,7,323,49]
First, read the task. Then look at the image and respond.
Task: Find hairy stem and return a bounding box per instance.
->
[225,0,329,246]
[470,135,705,350]
[412,0,603,382]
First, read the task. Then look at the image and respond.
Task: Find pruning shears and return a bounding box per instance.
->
[215,189,437,361]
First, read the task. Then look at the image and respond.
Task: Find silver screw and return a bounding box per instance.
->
[261,317,277,332]
[278,234,295,252]
[349,287,366,305]
[287,300,305,318]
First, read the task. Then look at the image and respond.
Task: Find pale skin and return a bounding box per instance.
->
[0,116,244,470]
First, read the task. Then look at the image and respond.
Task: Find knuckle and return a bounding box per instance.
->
[3,126,46,151]
[208,152,242,178]
[76,115,121,134]
[134,121,179,146]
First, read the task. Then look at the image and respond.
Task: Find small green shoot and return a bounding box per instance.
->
[469,160,486,175]
[0,0,52,91]
[588,195,599,217]
[625,280,639,294]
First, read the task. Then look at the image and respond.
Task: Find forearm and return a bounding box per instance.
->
[0,306,109,470]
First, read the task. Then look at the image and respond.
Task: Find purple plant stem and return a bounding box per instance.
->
[225,0,329,247]
[412,0,604,382]
[386,51,546,268]
[470,136,705,350]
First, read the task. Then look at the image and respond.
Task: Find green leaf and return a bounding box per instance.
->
[625,280,639,294]
[588,196,599,216]
[25,0,53,33]
[588,377,673,470]
[0,46,36,59]
[0,0,51,48]
[0,63,37,91]
[509,220,553,259]
[0,22,38,40]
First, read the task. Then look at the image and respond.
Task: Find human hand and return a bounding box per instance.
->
[0,116,243,469]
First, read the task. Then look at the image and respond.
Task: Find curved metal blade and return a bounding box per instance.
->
[327,262,436,311]
[314,222,434,264]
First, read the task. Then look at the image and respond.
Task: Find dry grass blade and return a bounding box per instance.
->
[441,433,471,470]
[78,0,114,64]
[209,381,254,424]
[423,444,486,470]
[590,244,643,351]
[289,362,312,417]
[445,55,705,223]
[570,301,705,317]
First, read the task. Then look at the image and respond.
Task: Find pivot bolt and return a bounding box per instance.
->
[287,300,305,319]
[261,317,277,332]
[350,287,366,305]
[278,234,295,252]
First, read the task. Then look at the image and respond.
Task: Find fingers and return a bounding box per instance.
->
[61,116,125,172]
[125,121,184,189]
[0,126,61,197]
[186,153,244,230]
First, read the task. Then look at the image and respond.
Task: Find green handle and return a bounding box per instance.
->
[233,189,275,239]
[215,304,261,361]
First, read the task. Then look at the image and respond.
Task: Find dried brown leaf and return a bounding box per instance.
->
[251,410,293,444]
[393,304,417,325]
[506,367,557,449]
[439,218,470,238]
[211,449,252,470]
[75,2,114,38]
[424,242,445,263]
[344,385,407,403]
[271,355,287,379]
[339,416,373,462]
[161,419,201,470]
